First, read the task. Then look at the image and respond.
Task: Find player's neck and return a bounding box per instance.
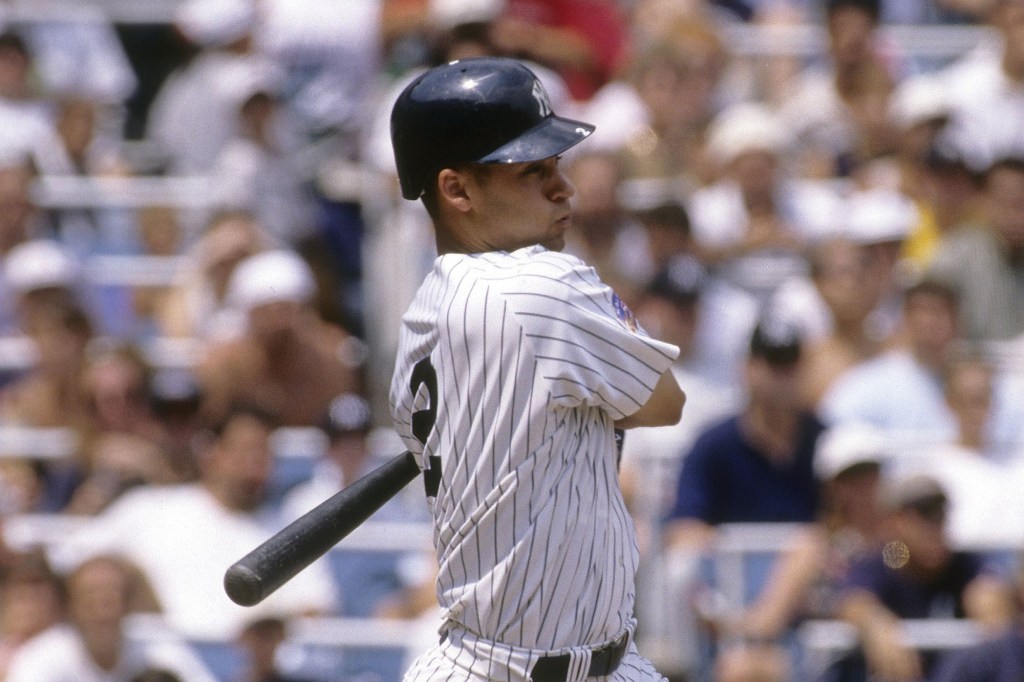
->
[435,223,524,255]
[435,220,482,255]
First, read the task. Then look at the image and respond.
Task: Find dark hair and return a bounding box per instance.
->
[631,201,691,236]
[902,276,959,309]
[645,255,705,305]
[982,156,1024,188]
[148,367,202,417]
[430,21,495,65]
[130,669,184,682]
[0,550,67,608]
[807,236,867,279]
[204,207,258,233]
[211,402,281,438]
[27,297,94,339]
[825,0,881,23]
[0,31,30,60]
[749,319,802,366]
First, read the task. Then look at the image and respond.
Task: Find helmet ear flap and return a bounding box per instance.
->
[390,57,595,201]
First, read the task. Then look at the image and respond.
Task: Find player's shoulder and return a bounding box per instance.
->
[434,246,602,301]
[446,245,591,276]
[490,246,602,288]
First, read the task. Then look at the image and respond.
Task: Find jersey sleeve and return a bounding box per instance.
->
[501,252,679,420]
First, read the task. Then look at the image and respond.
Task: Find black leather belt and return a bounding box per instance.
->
[529,631,629,682]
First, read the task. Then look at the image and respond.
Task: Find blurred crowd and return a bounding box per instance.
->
[0,0,1020,680]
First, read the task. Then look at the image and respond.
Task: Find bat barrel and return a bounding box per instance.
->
[224,451,420,606]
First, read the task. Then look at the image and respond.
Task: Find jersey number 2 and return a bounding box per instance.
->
[409,357,441,496]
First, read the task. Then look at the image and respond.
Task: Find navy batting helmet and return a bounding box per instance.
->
[390,57,595,200]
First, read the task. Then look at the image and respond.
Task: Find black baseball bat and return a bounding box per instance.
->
[224,450,420,606]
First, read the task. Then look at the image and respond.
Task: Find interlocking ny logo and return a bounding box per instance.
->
[531,79,552,117]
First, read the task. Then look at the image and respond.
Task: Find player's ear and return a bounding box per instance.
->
[437,168,472,213]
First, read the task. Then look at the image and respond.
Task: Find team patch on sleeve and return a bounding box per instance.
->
[611,293,639,333]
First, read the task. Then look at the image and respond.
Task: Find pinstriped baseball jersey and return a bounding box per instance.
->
[389,245,679,653]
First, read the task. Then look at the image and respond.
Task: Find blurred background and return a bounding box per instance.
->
[0,0,1021,680]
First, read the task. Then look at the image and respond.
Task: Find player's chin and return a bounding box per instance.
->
[544,218,571,251]
[541,234,566,251]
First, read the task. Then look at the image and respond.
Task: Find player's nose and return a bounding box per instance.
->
[548,165,575,201]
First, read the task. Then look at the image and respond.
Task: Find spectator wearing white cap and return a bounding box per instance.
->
[3,238,85,327]
[195,248,363,426]
[0,236,134,341]
[156,210,272,341]
[843,185,919,344]
[713,422,889,682]
[869,74,953,273]
[0,159,47,332]
[888,73,951,173]
[886,71,985,274]
[827,472,1015,682]
[687,101,843,306]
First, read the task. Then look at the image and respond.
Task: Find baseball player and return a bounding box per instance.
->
[388,57,686,682]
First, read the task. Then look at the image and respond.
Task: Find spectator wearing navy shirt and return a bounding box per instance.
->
[665,319,823,551]
[822,474,1015,682]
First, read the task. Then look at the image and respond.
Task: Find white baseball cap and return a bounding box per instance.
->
[844,187,918,245]
[226,249,317,312]
[4,239,82,294]
[889,73,949,131]
[176,0,257,48]
[814,422,888,480]
[705,102,790,167]
[429,0,505,28]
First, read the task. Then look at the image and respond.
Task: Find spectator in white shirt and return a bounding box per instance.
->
[57,403,339,640]
[6,555,216,682]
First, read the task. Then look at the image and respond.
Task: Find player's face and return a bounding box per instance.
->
[468,155,576,252]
